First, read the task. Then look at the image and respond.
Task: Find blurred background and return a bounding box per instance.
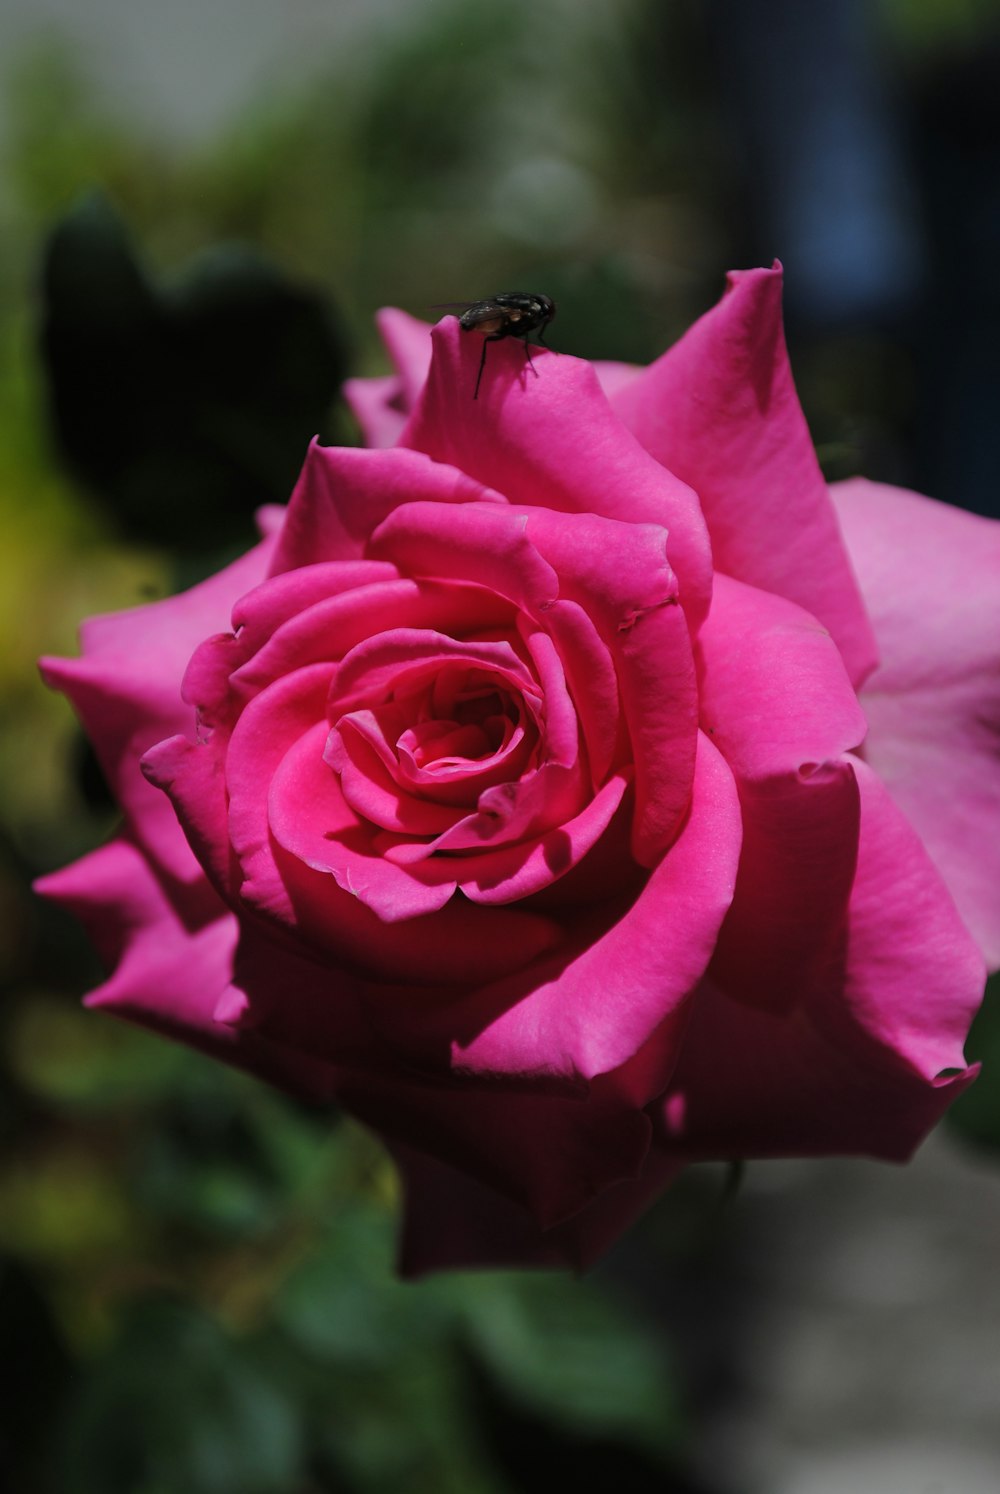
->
[2,1,1000,1490]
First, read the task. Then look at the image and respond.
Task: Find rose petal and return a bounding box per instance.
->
[40,535,275,886]
[832,477,1000,970]
[269,720,458,921]
[440,731,739,1087]
[401,318,714,631]
[34,838,337,1101]
[375,305,435,405]
[269,441,503,575]
[342,372,408,449]
[697,573,868,1010]
[658,761,983,1162]
[393,1141,682,1275]
[371,500,699,866]
[334,1069,653,1230]
[611,265,878,686]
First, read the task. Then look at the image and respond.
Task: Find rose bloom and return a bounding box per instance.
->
[39,266,999,1273]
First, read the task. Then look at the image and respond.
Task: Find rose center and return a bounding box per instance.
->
[396,677,523,774]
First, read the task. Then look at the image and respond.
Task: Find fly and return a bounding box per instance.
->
[434,293,556,399]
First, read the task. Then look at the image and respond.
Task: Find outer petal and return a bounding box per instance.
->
[34,839,337,1101]
[657,762,982,1162]
[39,536,275,886]
[393,1141,682,1276]
[342,309,434,447]
[342,373,408,449]
[374,306,434,405]
[697,574,867,1011]
[334,1069,652,1231]
[832,477,1000,970]
[611,265,878,685]
[341,317,641,450]
[401,318,714,632]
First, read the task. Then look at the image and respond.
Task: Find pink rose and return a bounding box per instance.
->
[39,266,997,1273]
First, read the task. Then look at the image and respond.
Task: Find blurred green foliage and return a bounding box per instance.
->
[2,994,697,1493]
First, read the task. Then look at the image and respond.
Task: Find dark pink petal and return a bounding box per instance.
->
[269,441,502,575]
[329,717,464,834]
[34,839,337,1101]
[389,732,738,1087]
[331,628,538,711]
[611,265,878,685]
[231,560,399,664]
[658,761,982,1162]
[394,1142,683,1275]
[432,772,628,906]
[832,477,1000,970]
[39,536,274,885]
[333,1069,653,1230]
[222,665,562,977]
[269,720,458,921]
[216,920,368,1056]
[141,733,235,899]
[697,574,868,1010]
[181,563,403,731]
[402,318,714,632]
[230,580,517,714]
[520,505,697,866]
[225,661,334,915]
[371,500,699,866]
[528,598,621,786]
[369,496,560,612]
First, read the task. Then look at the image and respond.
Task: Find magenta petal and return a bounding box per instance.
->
[334,1069,653,1230]
[342,373,409,449]
[444,772,628,905]
[832,477,1000,970]
[341,308,434,448]
[34,839,337,1101]
[611,265,878,685]
[402,318,714,631]
[697,574,868,1009]
[394,1141,683,1275]
[369,497,560,612]
[269,721,458,921]
[375,306,434,404]
[592,359,641,400]
[141,733,235,898]
[447,732,739,1086]
[659,761,982,1162]
[226,662,334,916]
[269,441,503,575]
[371,499,699,866]
[520,505,698,866]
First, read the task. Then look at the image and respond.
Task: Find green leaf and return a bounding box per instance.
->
[458,1271,683,1456]
[54,1297,302,1494]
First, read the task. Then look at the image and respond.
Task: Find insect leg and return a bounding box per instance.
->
[473,334,501,400]
[523,340,539,380]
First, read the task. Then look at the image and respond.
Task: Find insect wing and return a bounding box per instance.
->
[456,300,511,331]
